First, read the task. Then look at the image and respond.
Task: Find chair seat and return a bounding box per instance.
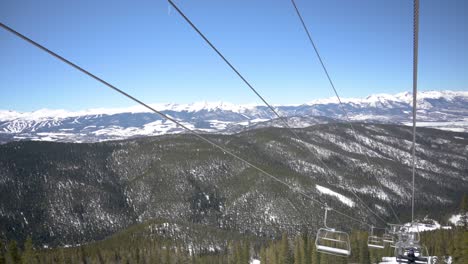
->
[316,245,350,256]
[368,244,385,249]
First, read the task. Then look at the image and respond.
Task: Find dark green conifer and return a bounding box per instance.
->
[279,232,293,264]
[0,240,5,264]
[21,236,34,264]
[8,241,21,264]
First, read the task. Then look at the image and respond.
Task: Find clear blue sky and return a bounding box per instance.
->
[1,0,467,112]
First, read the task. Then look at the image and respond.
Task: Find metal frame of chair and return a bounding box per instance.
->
[382,228,395,244]
[394,223,429,264]
[315,207,351,257]
[367,226,385,249]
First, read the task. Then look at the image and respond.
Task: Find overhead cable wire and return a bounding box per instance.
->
[411,0,419,223]
[167,0,386,225]
[0,21,373,228]
[290,0,401,224]
[166,0,300,140]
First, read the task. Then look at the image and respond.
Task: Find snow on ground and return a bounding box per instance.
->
[402,219,452,232]
[316,185,355,207]
[449,214,461,225]
[449,213,467,226]
[402,120,468,133]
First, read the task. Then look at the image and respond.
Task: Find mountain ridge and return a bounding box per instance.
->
[1,90,468,143]
[2,90,468,118]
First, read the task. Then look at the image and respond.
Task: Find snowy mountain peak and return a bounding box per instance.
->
[1,90,468,143]
[1,90,467,121]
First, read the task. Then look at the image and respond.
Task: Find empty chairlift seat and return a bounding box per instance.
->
[315,228,351,256]
[367,235,385,249]
[382,228,395,244]
[367,226,385,249]
[314,207,351,257]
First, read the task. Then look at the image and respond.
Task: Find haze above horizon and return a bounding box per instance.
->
[1,0,467,112]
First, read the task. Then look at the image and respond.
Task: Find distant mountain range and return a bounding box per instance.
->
[1,90,467,143]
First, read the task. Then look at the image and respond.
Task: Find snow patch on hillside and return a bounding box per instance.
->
[316,185,355,207]
[402,219,452,232]
[449,213,468,226]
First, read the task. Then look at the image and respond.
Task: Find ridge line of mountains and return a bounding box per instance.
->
[1,90,468,143]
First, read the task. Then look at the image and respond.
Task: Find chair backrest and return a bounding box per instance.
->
[315,228,351,257]
[367,235,385,249]
[383,233,394,243]
[407,231,420,243]
[388,224,403,234]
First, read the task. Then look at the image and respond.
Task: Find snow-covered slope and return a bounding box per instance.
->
[449,213,468,226]
[403,218,452,232]
[1,90,468,143]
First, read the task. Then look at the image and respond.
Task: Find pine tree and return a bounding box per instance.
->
[359,238,370,264]
[234,241,242,264]
[164,246,171,264]
[260,246,267,264]
[294,236,302,264]
[242,240,250,264]
[267,243,277,264]
[227,241,235,264]
[460,194,468,213]
[460,194,468,228]
[80,245,87,264]
[21,236,34,264]
[462,230,468,262]
[301,234,308,264]
[310,240,319,264]
[279,232,293,264]
[318,253,328,264]
[0,240,5,264]
[96,248,105,264]
[8,241,21,264]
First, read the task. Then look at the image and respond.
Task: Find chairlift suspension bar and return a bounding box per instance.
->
[0,21,375,229]
[411,0,419,223]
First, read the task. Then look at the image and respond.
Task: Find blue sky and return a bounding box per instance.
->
[1,0,467,112]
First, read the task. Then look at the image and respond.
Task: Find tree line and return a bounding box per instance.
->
[0,194,466,263]
[0,227,466,264]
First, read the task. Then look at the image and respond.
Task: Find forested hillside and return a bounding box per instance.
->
[1,123,467,248]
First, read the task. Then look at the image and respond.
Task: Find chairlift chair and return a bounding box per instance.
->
[395,245,429,264]
[367,226,385,249]
[383,228,395,244]
[315,207,351,257]
[388,223,403,235]
[394,223,429,264]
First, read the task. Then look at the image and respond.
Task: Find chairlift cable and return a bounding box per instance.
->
[0,21,374,228]
[290,0,402,224]
[168,0,386,226]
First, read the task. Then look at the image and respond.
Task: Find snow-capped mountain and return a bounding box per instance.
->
[1,90,467,143]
